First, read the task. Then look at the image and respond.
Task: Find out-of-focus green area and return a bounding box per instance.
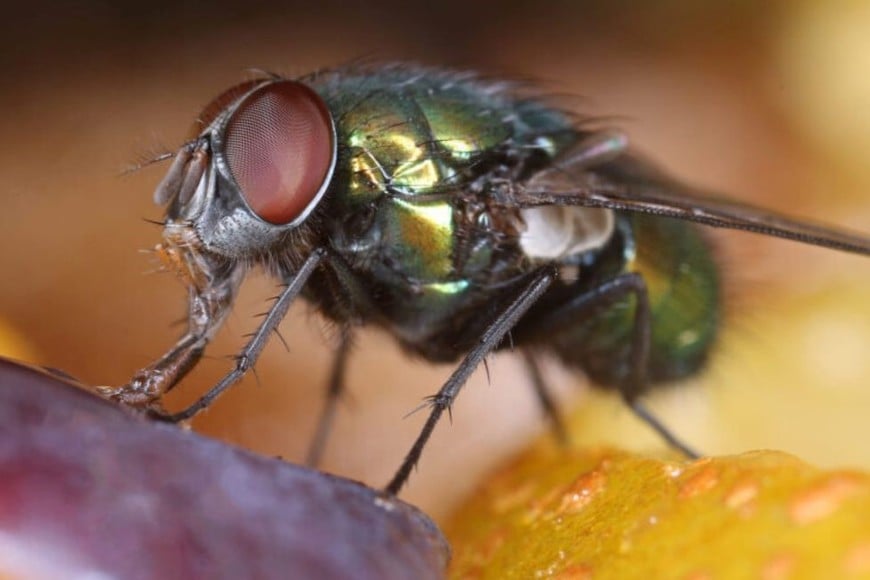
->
[0,0,869,519]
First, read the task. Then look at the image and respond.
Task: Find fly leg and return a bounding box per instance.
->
[305,332,352,467]
[385,268,555,495]
[98,268,243,410]
[613,274,700,458]
[301,251,374,465]
[624,397,699,458]
[521,350,568,444]
[517,272,699,458]
[160,248,327,422]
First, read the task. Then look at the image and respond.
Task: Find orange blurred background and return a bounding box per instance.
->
[1,1,869,519]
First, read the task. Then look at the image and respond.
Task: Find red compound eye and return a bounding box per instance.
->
[223,81,334,225]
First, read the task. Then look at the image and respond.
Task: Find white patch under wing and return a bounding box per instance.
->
[519,206,614,260]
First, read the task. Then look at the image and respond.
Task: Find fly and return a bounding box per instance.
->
[98,64,870,495]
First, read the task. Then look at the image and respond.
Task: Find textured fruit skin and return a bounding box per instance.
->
[0,359,449,580]
[446,445,870,579]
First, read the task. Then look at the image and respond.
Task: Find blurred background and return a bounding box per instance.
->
[1,0,870,519]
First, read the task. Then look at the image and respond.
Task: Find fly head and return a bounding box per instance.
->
[154,79,338,262]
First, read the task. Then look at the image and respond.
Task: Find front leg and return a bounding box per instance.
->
[98,267,243,409]
[159,248,327,422]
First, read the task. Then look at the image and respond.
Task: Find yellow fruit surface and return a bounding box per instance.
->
[447,446,870,579]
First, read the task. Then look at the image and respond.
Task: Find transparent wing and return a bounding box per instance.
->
[515,147,870,257]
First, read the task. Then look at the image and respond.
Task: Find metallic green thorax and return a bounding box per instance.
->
[308,68,574,355]
[305,67,719,387]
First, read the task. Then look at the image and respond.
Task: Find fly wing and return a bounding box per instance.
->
[515,147,870,257]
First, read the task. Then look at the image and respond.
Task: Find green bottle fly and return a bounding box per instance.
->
[101,63,870,494]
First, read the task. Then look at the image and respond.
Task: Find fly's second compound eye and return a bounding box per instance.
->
[223,80,335,226]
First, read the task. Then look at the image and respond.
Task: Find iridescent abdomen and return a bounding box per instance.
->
[519,213,720,388]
